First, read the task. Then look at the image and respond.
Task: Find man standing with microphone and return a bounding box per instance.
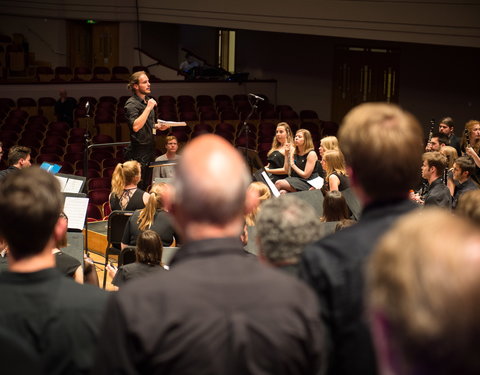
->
[124,71,170,189]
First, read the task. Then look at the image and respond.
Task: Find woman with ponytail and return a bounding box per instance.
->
[121,182,177,248]
[109,160,150,211]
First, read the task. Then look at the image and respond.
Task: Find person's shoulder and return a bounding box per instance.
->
[58,276,108,306]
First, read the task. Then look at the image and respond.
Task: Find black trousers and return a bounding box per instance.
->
[124,143,154,190]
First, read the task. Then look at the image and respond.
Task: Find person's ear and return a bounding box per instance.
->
[53,216,68,245]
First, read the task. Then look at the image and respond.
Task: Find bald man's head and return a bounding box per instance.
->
[173,134,251,226]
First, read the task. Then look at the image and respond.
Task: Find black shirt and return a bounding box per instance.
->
[112,262,165,287]
[54,251,81,278]
[124,94,156,147]
[122,209,177,247]
[0,268,107,375]
[93,237,323,375]
[453,177,479,209]
[424,177,451,209]
[0,166,20,182]
[300,198,418,375]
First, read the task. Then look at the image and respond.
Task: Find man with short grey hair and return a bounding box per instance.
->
[256,195,321,276]
[94,134,324,375]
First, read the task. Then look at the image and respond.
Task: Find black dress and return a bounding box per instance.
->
[326,172,350,191]
[109,188,146,211]
[266,150,288,182]
[285,151,319,191]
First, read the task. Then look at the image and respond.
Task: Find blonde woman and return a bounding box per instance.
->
[322,150,350,192]
[245,181,271,227]
[109,160,149,211]
[319,136,339,159]
[264,122,294,182]
[275,129,318,193]
[440,145,458,196]
[121,183,177,248]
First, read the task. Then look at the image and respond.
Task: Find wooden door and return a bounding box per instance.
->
[92,23,119,69]
[67,21,118,69]
[331,46,400,124]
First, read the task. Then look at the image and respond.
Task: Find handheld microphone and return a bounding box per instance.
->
[248,93,265,101]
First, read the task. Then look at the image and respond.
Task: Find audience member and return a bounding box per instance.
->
[319,136,339,159]
[439,145,458,195]
[256,195,322,277]
[452,156,479,209]
[0,145,31,182]
[107,230,166,289]
[438,116,461,155]
[244,181,271,255]
[151,135,180,182]
[300,102,423,375]
[275,129,319,193]
[367,208,480,375]
[53,212,83,283]
[419,152,451,208]
[121,182,177,248]
[264,122,293,182]
[455,190,480,225]
[461,119,480,156]
[0,141,3,163]
[425,132,447,152]
[321,150,350,192]
[54,88,76,127]
[334,219,357,232]
[109,160,149,211]
[93,134,323,375]
[321,191,350,222]
[124,71,170,189]
[245,181,271,227]
[0,167,107,374]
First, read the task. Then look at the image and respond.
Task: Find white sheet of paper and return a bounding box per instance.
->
[158,119,187,127]
[55,175,68,192]
[64,178,84,194]
[64,196,89,230]
[307,176,324,189]
[261,171,281,197]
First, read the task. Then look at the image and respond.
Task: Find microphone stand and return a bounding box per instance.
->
[238,96,261,173]
[82,101,92,257]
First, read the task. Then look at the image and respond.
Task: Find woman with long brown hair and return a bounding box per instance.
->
[109,160,149,211]
[275,129,318,193]
[264,122,294,182]
[321,150,350,192]
[108,230,167,289]
[121,182,177,248]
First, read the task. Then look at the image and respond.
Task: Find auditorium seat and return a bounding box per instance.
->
[37,97,57,122]
[36,153,62,164]
[87,203,103,221]
[36,66,54,82]
[75,168,101,179]
[63,152,84,166]
[92,66,111,81]
[88,177,111,191]
[54,66,73,81]
[73,67,92,81]
[111,66,130,82]
[17,97,37,116]
[48,121,70,133]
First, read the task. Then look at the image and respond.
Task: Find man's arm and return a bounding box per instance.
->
[132,98,157,133]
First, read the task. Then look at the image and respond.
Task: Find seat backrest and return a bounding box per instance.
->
[107,210,134,249]
[118,246,136,266]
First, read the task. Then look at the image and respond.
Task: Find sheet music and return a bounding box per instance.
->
[55,175,68,191]
[307,176,324,190]
[64,178,84,194]
[64,196,89,230]
[261,171,281,197]
[158,119,187,127]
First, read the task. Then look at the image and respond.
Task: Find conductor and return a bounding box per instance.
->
[124,71,170,189]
